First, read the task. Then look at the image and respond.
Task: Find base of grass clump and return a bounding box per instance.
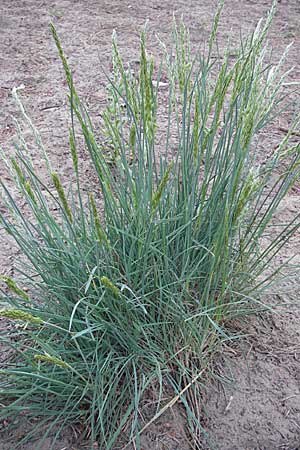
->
[0,2,300,449]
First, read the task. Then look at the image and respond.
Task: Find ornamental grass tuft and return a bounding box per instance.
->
[0,2,299,449]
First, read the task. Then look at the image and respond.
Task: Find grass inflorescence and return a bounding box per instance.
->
[0,2,299,449]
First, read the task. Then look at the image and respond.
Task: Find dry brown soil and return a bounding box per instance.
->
[0,0,300,449]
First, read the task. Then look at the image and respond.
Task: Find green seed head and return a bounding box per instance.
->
[0,308,43,324]
[25,181,37,204]
[89,194,109,246]
[11,158,26,185]
[100,276,120,299]
[151,162,173,212]
[51,172,73,222]
[0,275,30,301]
[234,168,260,223]
[69,129,78,172]
[34,354,70,369]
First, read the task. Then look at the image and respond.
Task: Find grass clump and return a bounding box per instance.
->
[0,2,299,449]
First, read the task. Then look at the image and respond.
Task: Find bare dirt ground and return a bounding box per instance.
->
[0,0,299,449]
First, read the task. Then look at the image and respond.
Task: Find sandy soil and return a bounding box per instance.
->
[0,0,300,449]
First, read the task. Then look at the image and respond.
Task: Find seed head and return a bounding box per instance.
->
[34,354,70,369]
[100,276,120,299]
[0,309,42,324]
